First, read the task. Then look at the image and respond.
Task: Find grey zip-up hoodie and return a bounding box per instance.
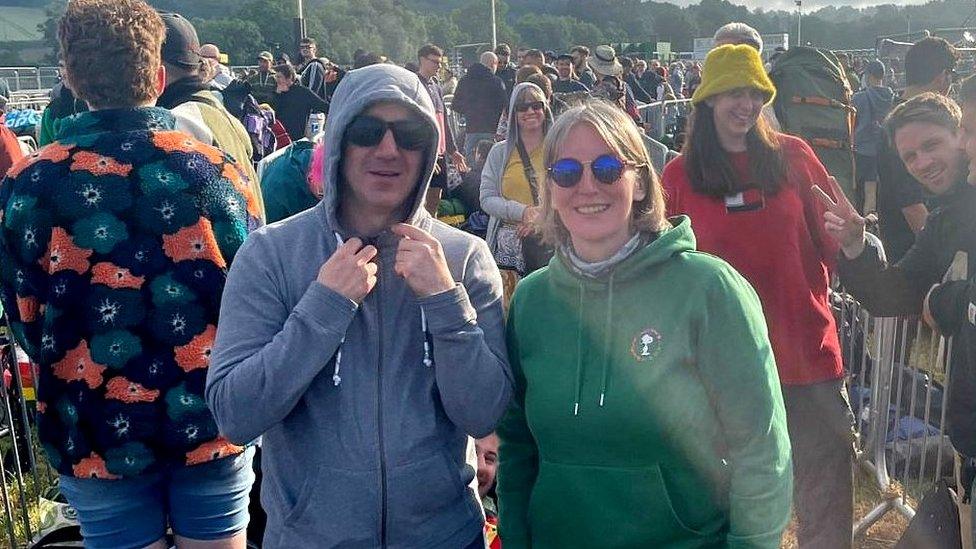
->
[206,64,513,548]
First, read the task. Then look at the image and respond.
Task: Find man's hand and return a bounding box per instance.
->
[324,68,339,84]
[391,223,456,298]
[316,238,378,303]
[451,151,470,173]
[812,176,868,259]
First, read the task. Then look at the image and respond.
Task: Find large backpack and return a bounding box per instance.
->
[769,47,858,207]
[218,79,276,162]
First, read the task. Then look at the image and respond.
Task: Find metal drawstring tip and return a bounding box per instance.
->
[332,374,341,386]
[423,357,433,368]
[573,402,579,416]
[599,393,605,407]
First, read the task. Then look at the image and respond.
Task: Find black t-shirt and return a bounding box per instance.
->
[876,98,926,263]
[272,84,330,140]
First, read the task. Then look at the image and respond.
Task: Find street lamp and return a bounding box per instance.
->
[795,0,802,47]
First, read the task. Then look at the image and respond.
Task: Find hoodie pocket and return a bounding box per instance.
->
[527,461,724,547]
[386,451,479,545]
[278,465,379,546]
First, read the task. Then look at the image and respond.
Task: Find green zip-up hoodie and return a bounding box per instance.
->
[497,217,792,548]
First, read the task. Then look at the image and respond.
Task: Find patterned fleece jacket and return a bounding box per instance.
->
[0,107,262,478]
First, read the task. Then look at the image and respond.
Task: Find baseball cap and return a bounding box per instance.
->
[160,12,202,69]
[257,51,274,62]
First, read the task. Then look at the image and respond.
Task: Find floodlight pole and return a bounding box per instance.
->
[294,0,307,52]
[795,0,803,47]
[491,0,498,50]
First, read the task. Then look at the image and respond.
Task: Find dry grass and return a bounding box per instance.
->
[780,466,913,548]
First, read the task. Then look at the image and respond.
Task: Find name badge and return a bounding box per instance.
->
[724,188,765,213]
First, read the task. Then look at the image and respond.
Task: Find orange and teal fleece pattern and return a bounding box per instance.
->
[0,107,262,479]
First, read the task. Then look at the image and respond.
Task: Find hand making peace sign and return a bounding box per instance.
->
[812,176,871,259]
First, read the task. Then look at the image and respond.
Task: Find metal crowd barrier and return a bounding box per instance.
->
[0,68,60,94]
[4,90,51,112]
[638,98,692,141]
[838,293,956,539]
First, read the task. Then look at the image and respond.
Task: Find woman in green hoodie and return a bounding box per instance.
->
[496,100,792,548]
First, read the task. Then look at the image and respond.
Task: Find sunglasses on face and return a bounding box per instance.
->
[548,154,643,188]
[344,115,432,151]
[515,101,545,113]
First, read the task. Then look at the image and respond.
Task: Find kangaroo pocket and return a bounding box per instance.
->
[386,451,480,546]
[277,465,379,547]
[527,461,726,548]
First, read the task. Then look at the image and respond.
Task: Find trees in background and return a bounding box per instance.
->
[29,0,975,65]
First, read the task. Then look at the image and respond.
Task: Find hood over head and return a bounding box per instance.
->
[320,64,440,235]
[503,82,554,163]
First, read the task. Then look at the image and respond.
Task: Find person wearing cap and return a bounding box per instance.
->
[207,62,511,547]
[661,44,856,548]
[553,53,588,94]
[0,1,263,547]
[157,12,265,222]
[200,43,234,90]
[248,51,277,105]
[852,59,895,214]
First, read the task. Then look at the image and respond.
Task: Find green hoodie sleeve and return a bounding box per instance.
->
[695,267,793,548]
[495,295,538,547]
[38,106,57,146]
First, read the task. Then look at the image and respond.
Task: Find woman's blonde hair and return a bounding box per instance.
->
[539,99,669,247]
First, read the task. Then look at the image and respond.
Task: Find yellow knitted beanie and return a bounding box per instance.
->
[691,44,776,106]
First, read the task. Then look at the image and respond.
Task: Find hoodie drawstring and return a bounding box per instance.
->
[331,232,434,387]
[333,233,346,386]
[573,281,584,416]
[600,273,615,407]
[573,273,615,414]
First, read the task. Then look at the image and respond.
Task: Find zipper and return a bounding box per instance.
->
[373,238,389,548]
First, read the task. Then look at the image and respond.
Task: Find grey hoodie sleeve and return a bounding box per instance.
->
[418,236,513,437]
[206,232,357,444]
[480,142,526,223]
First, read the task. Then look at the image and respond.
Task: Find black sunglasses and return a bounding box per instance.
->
[548,154,643,188]
[514,101,545,113]
[344,115,432,151]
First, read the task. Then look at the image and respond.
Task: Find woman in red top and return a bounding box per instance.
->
[661,44,855,549]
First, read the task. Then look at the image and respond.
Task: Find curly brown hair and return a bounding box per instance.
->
[58,0,165,109]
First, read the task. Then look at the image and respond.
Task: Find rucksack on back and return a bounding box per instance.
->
[219,79,276,162]
[769,47,858,206]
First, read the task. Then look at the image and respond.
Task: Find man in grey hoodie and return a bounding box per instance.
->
[206,64,513,548]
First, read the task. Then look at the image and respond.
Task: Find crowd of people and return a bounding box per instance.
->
[0,0,975,548]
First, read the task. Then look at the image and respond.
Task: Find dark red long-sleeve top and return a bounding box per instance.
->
[662,134,843,385]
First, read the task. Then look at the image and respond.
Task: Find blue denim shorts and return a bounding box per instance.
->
[58,446,255,549]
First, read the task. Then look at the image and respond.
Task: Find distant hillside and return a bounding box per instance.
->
[0,6,45,42]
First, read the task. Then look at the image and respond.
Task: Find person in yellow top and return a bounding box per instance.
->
[480,82,553,306]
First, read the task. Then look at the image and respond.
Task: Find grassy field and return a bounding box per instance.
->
[0,7,45,43]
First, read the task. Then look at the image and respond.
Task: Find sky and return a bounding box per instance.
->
[668,0,929,9]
